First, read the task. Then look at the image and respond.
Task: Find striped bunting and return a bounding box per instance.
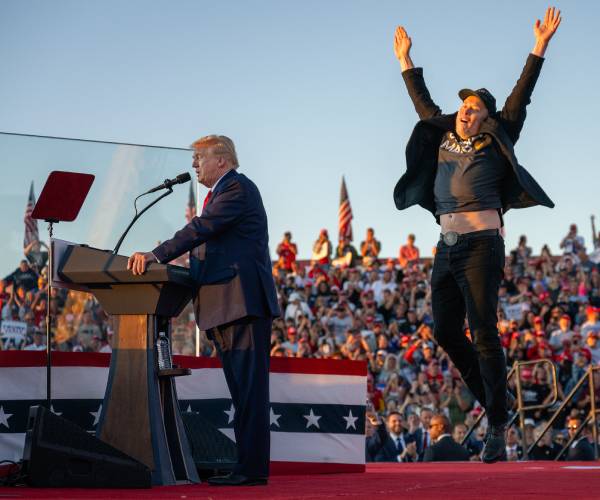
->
[0,352,367,472]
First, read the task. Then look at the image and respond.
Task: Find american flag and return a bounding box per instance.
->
[338,177,353,241]
[23,181,39,248]
[185,181,197,223]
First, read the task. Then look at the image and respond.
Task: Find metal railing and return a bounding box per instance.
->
[514,359,559,460]
[526,365,600,461]
[461,358,559,459]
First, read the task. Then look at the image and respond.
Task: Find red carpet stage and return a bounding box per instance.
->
[1,462,600,499]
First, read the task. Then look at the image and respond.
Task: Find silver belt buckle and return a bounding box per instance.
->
[442,231,459,246]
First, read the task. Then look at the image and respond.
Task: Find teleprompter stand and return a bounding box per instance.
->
[31,171,95,409]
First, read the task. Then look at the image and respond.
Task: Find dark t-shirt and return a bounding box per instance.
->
[434,132,507,216]
[5,268,39,291]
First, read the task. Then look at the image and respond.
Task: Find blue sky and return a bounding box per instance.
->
[0,0,598,277]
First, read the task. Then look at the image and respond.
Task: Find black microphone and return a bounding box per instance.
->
[143,172,191,194]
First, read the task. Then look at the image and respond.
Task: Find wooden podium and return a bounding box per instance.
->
[57,244,199,485]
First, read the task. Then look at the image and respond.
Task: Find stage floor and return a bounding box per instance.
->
[2,461,600,499]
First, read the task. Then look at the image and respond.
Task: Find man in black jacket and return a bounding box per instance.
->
[566,417,596,461]
[393,7,561,463]
[424,414,470,462]
[129,135,279,486]
[368,411,419,463]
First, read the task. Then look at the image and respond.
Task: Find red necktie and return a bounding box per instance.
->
[202,190,212,212]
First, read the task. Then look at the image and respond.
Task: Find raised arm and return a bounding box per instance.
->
[532,6,562,58]
[500,7,561,143]
[393,26,414,72]
[394,26,442,120]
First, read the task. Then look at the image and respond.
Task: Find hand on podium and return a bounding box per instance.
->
[127,252,158,275]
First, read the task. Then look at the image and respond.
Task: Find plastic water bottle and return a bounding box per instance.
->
[156,332,172,370]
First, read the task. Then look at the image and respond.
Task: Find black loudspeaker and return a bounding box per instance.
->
[22,406,152,488]
[181,412,237,473]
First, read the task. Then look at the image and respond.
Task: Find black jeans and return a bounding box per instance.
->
[431,231,508,426]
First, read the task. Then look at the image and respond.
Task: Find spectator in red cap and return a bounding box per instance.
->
[527,336,552,361]
[280,326,299,355]
[532,316,546,338]
[585,330,600,364]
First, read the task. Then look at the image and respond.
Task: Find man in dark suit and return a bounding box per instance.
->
[566,417,595,461]
[129,135,279,486]
[369,412,418,463]
[423,414,470,462]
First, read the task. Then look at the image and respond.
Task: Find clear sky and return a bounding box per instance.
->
[0,0,598,277]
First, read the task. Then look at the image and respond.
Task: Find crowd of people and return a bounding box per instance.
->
[2,221,600,462]
[269,223,600,462]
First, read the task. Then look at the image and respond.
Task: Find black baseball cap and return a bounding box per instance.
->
[458,88,497,114]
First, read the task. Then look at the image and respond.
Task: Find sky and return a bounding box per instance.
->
[0,0,598,277]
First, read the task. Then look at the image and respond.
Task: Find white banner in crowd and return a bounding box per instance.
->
[0,321,27,348]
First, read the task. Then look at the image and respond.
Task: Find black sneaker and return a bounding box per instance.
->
[482,424,507,463]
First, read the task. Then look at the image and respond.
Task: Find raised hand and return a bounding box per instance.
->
[532,7,562,57]
[394,26,411,58]
[394,26,414,71]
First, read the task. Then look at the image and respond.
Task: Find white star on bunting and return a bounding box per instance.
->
[0,406,12,429]
[343,409,358,430]
[185,405,193,413]
[270,407,281,427]
[90,405,102,426]
[303,408,321,429]
[224,403,235,424]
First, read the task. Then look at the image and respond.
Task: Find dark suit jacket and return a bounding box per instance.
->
[369,428,417,463]
[423,435,470,462]
[393,54,554,222]
[153,170,280,329]
[567,437,595,461]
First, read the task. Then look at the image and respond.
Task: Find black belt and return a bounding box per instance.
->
[439,229,499,246]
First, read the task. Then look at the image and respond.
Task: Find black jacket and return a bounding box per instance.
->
[153,170,280,329]
[393,54,554,222]
[530,443,560,460]
[368,427,416,463]
[566,437,595,461]
[423,435,470,462]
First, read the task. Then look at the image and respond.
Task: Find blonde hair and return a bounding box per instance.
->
[190,135,239,167]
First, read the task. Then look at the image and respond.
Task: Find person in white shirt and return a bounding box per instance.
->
[369,270,397,305]
[284,292,313,323]
[548,314,574,353]
[560,223,585,255]
[581,306,600,338]
[23,330,46,351]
